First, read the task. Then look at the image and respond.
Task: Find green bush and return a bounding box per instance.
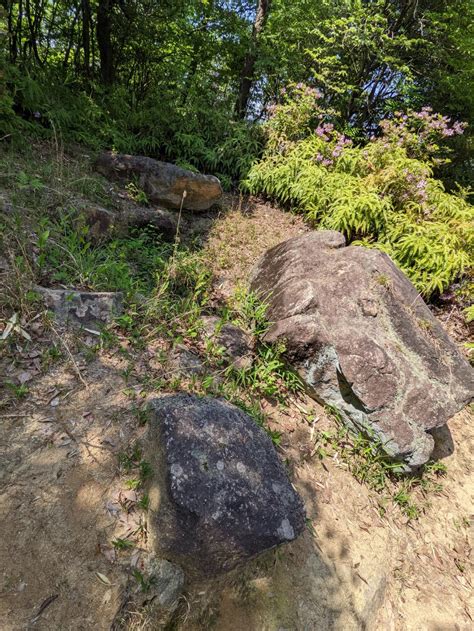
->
[244,87,473,297]
[3,66,263,184]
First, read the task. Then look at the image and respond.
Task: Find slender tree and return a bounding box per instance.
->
[235,0,271,118]
[81,0,91,75]
[97,0,115,84]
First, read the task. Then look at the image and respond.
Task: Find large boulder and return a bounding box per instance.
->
[95,152,223,211]
[250,231,474,469]
[146,394,305,576]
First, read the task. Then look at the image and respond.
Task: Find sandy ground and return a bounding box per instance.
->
[0,199,472,630]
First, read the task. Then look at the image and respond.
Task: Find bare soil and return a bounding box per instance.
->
[1,198,472,630]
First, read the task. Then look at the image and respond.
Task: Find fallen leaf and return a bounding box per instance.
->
[18,371,33,384]
[31,594,59,623]
[102,589,112,605]
[96,572,112,585]
[120,490,138,504]
[1,313,17,340]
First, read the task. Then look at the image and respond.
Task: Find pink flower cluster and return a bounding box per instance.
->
[267,103,277,115]
[411,107,466,137]
[403,170,428,205]
[315,122,334,139]
[314,127,352,167]
[379,107,467,161]
[294,83,322,99]
[278,83,322,100]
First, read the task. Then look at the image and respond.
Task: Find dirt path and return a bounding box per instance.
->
[1,198,472,630]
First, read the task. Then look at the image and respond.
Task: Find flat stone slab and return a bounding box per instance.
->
[250,230,474,469]
[147,394,306,576]
[36,287,123,329]
[95,152,223,212]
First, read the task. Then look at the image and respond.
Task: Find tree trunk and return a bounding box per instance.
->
[81,0,91,75]
[235,0,271,119]
[96,0,114,85]
[24,0,42,65]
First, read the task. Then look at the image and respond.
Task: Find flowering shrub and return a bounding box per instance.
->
[245,87,473,297]
[264,84,330,149]
[378,108,466,164]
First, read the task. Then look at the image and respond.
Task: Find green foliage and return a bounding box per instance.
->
[318,407,449,520]
[5,381,29,399]
[34,214,174,297]
[229,341,303,402]
[3,0,473,181]
[112,538,134,550]
[245,93,474,297]
[143,247,212,339]
[227,286,270,337]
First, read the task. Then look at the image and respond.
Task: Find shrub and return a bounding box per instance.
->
[2,66,263,184]
[244,86,473,298]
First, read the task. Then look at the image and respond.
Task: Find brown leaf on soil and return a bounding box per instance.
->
[100,545,117,564]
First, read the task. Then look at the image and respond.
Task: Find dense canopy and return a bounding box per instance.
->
[1,1,473,184]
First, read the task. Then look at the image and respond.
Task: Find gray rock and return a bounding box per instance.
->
[36,287,123,329]
[76,202,178,242]
[0,193,13,215]
[121,206,177,240]
[168,345,206,377]
[250,230,474,469]
[115,558,184,629]
[75,203,116,241]
[95,152,223,212]
[201,316,253,369]
[147,394,305,576]
[144,558,184,609]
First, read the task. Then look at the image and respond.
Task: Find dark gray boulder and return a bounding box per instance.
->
[36,287,123,329]
[250,231,474,469]
[146,394,305,576]
[95,152,223,212]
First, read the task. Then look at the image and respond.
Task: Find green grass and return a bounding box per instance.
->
[317,406,448,520]
[112,538,134,550]
[5,382,29,399]
[228,341,303,402]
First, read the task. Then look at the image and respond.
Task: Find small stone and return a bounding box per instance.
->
[0,193,13,215]
[201,316,253,369]
[168,345,206,377]
[144,558,184,609]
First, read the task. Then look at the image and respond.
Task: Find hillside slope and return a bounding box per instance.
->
[0,146,472,630]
